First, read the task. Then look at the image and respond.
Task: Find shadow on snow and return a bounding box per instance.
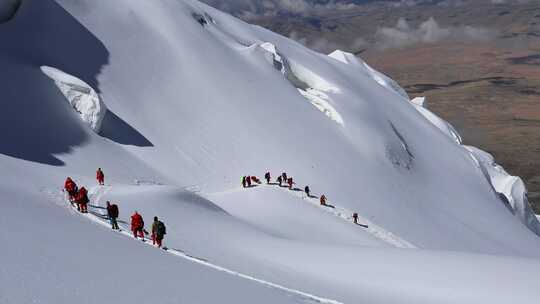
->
[100,110,153,147]
[0,0,109,165]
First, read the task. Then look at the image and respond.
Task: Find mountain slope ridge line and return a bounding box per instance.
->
[205,184,416,248]
[59,185,346,304]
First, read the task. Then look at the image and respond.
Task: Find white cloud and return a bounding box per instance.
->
[202,0,362,16]
[373,17,499,49]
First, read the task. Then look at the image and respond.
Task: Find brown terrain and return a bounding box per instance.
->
[211,0,540,211]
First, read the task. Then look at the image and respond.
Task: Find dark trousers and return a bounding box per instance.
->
[152,234,163,247]
[110,217,119,229]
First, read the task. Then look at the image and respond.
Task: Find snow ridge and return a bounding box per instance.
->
[410,97,462,144]
[298,88,344,125]
[270,185,416,249]
[328,50,409,100]
[66,186,345,304]
[466,146,540,235]
[410,97,540,235]
[259,42,344,125]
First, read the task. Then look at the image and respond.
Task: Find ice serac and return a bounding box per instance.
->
[260,42,344,125]
[259,42,308,90]
[328,50,409,100]
[466,146,540,235]
[41,66,106,133]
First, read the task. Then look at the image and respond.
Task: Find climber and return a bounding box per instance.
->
[246,175,252,187]
[277,175,283,187]
[64,177,78,203]
[287,177,294,190]
[320,194,327,206]
[281,172,288,183]
[352,213,359,224]
[242,176,247,188]
[131,211,145,240]
[106,201,120,230]
[304,185,311,197]
[197,17,207,26]
[265,172,271,184]
[151,216,167,248]
[96,168,105,186]
[76,186,89,213]
[251,176,261,184]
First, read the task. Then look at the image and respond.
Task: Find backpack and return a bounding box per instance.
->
[79,188,89,204]
[111,204,119,217]
[156,221,166,235]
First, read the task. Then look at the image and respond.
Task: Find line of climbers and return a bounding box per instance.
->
[243,171,361,225]
[63,169,167,249]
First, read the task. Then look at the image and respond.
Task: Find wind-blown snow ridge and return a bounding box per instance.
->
[410,97,462,144]
[72,186,344,304]
[298,88,344,125]
[41,66,106,133]
[466,146,540,235]
[259,42,343,125]
[259,42,309,91]
[328,50,409,100]
[410,96,539,235]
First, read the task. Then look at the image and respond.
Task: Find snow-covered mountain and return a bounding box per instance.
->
[1,1,539,303]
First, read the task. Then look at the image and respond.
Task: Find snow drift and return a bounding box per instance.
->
[1,1,539,303]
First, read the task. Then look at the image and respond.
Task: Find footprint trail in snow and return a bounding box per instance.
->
[59,185,344,304]
[289,187,417,249]
[211,184,416,249]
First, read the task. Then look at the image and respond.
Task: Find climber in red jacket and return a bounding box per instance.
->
[287,177,294,190]
[320,194,327,206]
[76,187,89,213]
[64,177,78,202]
[131,211,145,240]
[96,168,105,186]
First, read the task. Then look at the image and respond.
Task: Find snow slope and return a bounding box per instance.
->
[1,0,539,303]
[1,183,319,304]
